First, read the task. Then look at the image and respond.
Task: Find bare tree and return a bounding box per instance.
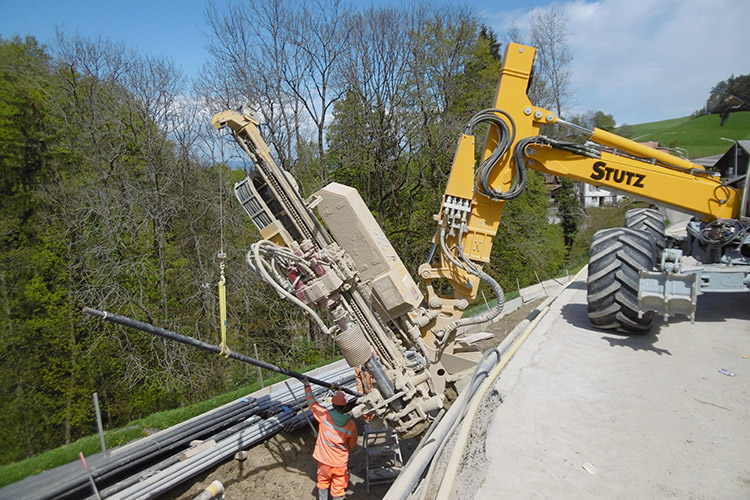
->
[529,5,573,117]
[203,0,351,187]
[330,6,414,216]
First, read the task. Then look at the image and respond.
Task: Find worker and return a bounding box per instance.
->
[304,380,358,500]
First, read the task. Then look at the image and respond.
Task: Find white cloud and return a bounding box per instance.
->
[486,0,750,124]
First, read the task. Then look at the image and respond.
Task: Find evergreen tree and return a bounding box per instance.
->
[557,177,582,248]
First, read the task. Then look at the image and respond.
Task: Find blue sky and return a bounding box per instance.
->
[2,0,749,125]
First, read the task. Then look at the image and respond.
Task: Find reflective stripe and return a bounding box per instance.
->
[322,418,352,436]
[321,434,349,451]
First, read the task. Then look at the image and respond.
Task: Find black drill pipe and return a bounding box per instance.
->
[82,307,363,398]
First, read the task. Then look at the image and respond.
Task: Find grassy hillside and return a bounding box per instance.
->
[619,111,750,159]
[0,358,339,488]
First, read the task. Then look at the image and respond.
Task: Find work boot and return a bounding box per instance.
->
[318,488,329,500]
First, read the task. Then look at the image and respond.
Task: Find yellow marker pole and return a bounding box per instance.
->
[218,259,230,357]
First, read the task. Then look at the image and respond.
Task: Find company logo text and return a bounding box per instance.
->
[590,161,645,188]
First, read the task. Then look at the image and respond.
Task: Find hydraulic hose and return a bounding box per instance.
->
[435,220,505,342]
[250,241,336,335]
[83,307,362,398]
[433,267,587,499]
[434,305,551,500]
[463,108,529,201]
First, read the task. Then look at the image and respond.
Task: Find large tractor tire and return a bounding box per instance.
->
[625,208,666,253]
[587,227,657,334]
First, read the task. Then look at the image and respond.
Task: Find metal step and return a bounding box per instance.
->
[368,466,402,481]
[366,445,399,458]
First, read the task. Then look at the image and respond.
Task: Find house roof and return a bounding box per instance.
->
[714,140,750,179]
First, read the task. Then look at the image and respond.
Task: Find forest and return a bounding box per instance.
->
[0,1,582,464]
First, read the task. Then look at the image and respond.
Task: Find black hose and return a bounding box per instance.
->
[97,398,257,468]
[93,415,265,499]
[463,108,527,201]
[82,307,363,398]
[92,402,260,478]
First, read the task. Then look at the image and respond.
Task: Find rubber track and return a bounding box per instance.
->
[587,227,656,334]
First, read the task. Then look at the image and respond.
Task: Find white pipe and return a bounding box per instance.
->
[388,267,586,500]
[434,267,586,499]
[192,480,224,500]
[434,305,550,500]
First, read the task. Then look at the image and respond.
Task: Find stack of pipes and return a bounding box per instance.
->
[94,369,356,500]
[0,365,355,500]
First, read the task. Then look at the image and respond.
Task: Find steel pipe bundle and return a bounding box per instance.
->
[98,373,357,500]
[108,411,308,500]
[0,398,260,500]
[0,363,356,500]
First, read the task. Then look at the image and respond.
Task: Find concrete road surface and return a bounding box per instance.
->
[473,273,750,499]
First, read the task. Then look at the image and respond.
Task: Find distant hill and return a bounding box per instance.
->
[617,111,750,159]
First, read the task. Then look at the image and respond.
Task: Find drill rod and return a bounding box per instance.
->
[82,307,362,398]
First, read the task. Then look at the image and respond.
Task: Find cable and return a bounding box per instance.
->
[698,219,745,246]
[434,215,505,343]
[250,240,335,335]
[463,108,527,201]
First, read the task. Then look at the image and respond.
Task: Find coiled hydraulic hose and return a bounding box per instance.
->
[249,240,336,335]
[463,108,528,201]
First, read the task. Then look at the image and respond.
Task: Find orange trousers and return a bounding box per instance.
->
[317,462,349,497]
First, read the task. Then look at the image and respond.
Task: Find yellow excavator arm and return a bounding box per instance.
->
[418,43,745,341]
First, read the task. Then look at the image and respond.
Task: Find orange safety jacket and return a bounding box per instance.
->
[305,386,357,468]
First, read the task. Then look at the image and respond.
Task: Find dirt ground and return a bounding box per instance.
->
[158,299,543,500]
[159,423,413,500]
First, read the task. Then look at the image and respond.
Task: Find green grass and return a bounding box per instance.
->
[0,357,341,488]
[625,116,693,139]
[619,111,750,159]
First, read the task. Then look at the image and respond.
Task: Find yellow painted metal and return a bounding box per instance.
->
[259,222,292,247]
[212,110,274,169]
[590,128,705,172]
[458,43,549,265]
[526,144,741,220]
[444,134,477,200]
[420,40,743,339]
[423,43,546,305]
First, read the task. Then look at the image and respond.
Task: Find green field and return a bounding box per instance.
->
[619,111,750,159]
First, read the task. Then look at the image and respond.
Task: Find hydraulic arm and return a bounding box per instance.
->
[419,43,746,335]
[420,43,741,304]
